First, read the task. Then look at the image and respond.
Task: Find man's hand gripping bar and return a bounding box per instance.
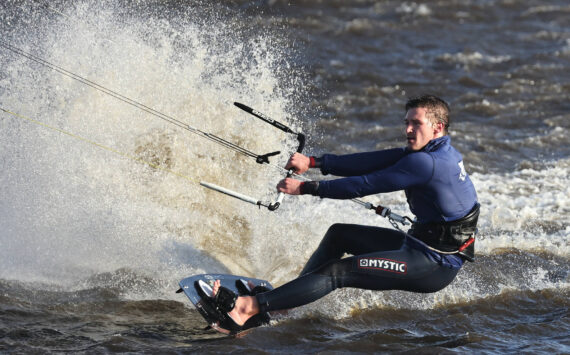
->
[234,102,305,211]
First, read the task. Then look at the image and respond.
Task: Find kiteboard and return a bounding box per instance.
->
[178,274,273,336]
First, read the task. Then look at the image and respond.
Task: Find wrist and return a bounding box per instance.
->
[309,156,322,168]
[300,181,319,195]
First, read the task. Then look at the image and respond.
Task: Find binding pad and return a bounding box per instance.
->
[178,274,273,335]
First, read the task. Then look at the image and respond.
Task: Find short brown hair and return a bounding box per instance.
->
[405,95,450,133]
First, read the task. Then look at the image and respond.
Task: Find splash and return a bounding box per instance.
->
[0,0,308,293]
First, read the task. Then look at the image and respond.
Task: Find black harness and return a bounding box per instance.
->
[408,203,480,262]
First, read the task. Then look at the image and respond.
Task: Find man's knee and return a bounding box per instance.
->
[323,223,352,243]
[314,257,352,277]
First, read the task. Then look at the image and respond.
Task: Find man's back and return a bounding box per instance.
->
[405,135,478,223]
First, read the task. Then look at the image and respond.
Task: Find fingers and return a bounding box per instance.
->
[285,153,310,174]
[277,177,302,195]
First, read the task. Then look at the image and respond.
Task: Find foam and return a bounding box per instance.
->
[0,1,303,292]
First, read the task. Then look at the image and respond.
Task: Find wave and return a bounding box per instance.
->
[437,51,512,66]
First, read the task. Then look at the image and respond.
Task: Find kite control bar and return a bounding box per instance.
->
[200,181,270,208]
[234,102,305,211]
[201,102,304,211]
[202,102,413,228]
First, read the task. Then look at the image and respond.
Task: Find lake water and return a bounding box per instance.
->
[1,0,568,353]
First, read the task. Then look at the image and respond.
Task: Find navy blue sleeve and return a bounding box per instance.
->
[317,152,434,199]
[320,148,407,176]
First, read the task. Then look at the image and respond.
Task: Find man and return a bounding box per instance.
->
[209,95,479,329]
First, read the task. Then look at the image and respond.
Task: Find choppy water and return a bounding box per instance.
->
[1,0,568,353]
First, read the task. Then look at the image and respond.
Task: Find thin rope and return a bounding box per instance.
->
[0,104,387,212]
[0,40,274,165]
[1,106,198,184]
[29,0,73,21]
[0,36,404,220]
[3,108,465,255]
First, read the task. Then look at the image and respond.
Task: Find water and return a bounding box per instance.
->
[1,0,568,353]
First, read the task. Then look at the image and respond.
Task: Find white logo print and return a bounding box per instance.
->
[359,258,407,274]
[458,160,467,181]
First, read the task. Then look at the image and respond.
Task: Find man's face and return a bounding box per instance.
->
[404,107,437,151]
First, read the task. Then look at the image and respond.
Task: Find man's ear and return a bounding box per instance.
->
[433,121,445,136]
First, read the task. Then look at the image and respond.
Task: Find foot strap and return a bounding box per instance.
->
[214,286,238,313]
[236,279,270,296]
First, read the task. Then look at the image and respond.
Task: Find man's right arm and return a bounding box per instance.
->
[278,150,433,199]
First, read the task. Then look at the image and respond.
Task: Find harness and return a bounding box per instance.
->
[408,203,480,262]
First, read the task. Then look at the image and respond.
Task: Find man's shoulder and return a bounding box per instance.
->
[405,150,433,162]
[400,150,434,172]
[427,136,463,160]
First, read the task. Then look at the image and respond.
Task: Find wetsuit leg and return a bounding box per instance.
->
[256,237,459,313]
[299,224,405,276]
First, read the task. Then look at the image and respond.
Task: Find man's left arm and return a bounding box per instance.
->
[314,152,434,199]
[318,148,407,177]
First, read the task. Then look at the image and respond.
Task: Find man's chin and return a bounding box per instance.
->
[407,142,418,151]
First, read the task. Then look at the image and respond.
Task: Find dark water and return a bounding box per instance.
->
[1,0,569,353]
[2,277,568,353]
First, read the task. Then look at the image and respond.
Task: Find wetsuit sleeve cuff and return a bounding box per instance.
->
[309,156,322,168]
[300,181,319,196]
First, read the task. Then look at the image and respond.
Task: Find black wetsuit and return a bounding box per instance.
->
[256,136,478,313]
[256,225,462,312]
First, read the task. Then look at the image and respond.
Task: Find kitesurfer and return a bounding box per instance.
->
[210,95,479,329]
